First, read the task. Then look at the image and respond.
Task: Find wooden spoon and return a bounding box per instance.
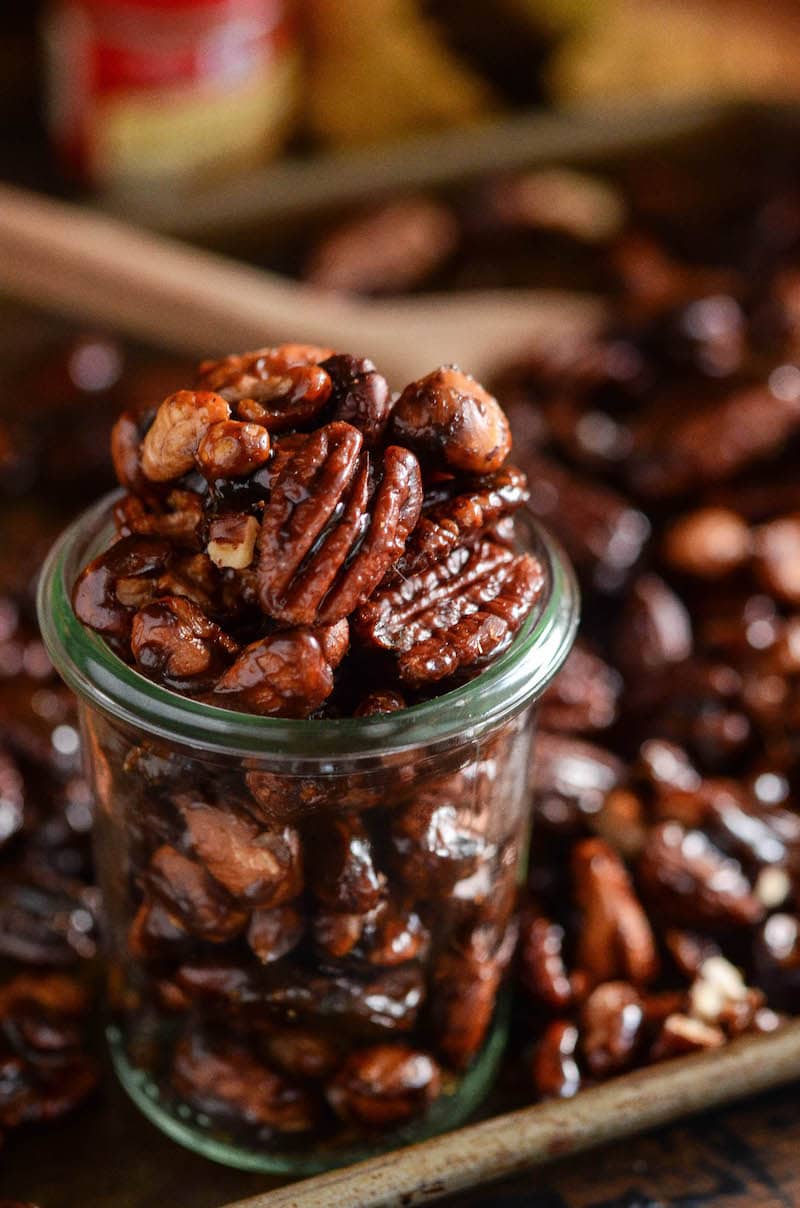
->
[0,184,604,385]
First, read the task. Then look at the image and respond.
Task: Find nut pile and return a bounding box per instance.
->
[500,201,800,1097]
[73,350,542,715]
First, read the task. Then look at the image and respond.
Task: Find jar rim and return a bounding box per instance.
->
[37,492,579,762]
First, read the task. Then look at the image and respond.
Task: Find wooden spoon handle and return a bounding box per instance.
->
[0,184,602,383]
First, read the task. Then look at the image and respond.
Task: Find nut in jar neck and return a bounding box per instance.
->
[72,345,544,718]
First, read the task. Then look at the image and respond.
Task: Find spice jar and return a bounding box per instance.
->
[38,492,577,1172]
[42,0,300,190]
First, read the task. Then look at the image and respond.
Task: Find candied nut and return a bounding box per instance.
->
[320,354,392,445]
[257,424,422,626]
[663,507,752,579]
[590,788,647,859]
[261,1028,341,1080]
[391,366,511,474]
[178,797,303,907]
[141,390,230,482]
[754,516,800,604]
[116,489,204,547]
[327,1045,441,1127]
[518,914,574,1010]
[322,899,430,967]
[637,739,701,795]
[306,814,384,913]
[131,596,238,688]
[430,937,510,1069]
[206,513,260,570]
[573,838,659,987]
[128,897,187,960]
[533,733,624,835]
[539,640,622,735]
[357,540,543,685]
[247,904,305,964]
[519,452,649,591]
[196,420,270,481]
[147,845,247,942]
[214,627,337,717]
[72,535,173,642]
[393,465,529,583]
[306,199,458,295]
[637,822,763,930]
[581,981,644,1077]
[110,409,150,493]
[312,909,366,959]
[196,347,333,431]
[354,688,407,716]
[532,1020,581,1099]
[391,794,489,896]
[617,574,693,676]
[172,1026,316,1133]
[755,865,792,909]
[651,1014,726,1060]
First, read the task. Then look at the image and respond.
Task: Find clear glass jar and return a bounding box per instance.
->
[37,493,578,1174]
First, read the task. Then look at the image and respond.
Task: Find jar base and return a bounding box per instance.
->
[107,1008,508,1174]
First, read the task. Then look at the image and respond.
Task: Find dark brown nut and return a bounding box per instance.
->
[178,798,303,907]
[72,535,173,643]
[0,746,24,851]
[115,489,205,547]
[532,1020,581,1099]
[353,688,407,716]
[196,346,333,431]
[390,794,489,896]
[171,1026,316,1133]
[650,1013,726,1061]
[357,541,543,685]
[257,423,423,626]
[247,904,305,964]
[391,464,531,581]
[320,354,392,445]
[581,981,644,1077]
[306,198,458,295]
[611,231,736,316]
[0,1052,98,1130]
[573,838,659,987]
[146,845,247,942]
[130,596,238,689]
[637,822,763,930]
[664,930,721,980]
[538,640,622,735]
[753,913,800,1011]
[430,942,508,1070]
[206,512,260,570]
[214,627,337,717]
[176,960,425,1035]
[110,409,150,493]
[154,550,221,611]
[481,168,625,241]
[753,516,800,604]
[637,739,701,796]
[306,814,384,913]
[616,574,693,677]
[630,381,800,498]
[687,955,763,1037]
[533,733,625,836]
[327,1045,442,1127]
[128,896,188,960]
[641,990,689,1025]
[312,909,366,959]
[519,452,650,592]
[261,1028,342,1080]
[141,390,230,482]
[195,420,270,481]
[0,870,98,967]
[518,914,574,1010]
[590,788,648,859]
[391,366,511,475]
[662,507,752,579]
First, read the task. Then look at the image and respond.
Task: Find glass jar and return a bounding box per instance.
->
[42,0,300,190]
[37,493,578,1174]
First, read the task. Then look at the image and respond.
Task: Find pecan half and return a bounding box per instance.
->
[581,981,644,1077]
[72,535,173,644]
[326,1045,441,1127]
[196,346,333,432]
[213,624,345,717]
[320,354,393,445]
[573,837,659,987]
[532,1020,581,1099]
[257,423,422,626]
[146,845,247,942]
[357,540,544,685]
